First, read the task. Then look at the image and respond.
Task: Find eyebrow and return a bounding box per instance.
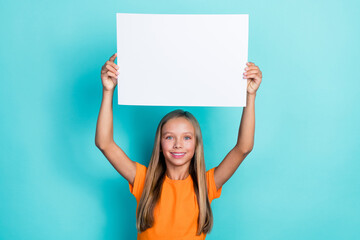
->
[162,131,194,135]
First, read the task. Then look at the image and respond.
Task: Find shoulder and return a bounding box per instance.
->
[206,167,222,202]
[129,162,148,202]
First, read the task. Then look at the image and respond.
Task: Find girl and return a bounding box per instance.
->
[95,53,262,239]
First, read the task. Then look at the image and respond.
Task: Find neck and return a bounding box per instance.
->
[165,163,191,180]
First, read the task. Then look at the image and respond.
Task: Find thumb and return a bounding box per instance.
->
[109,53,117,62]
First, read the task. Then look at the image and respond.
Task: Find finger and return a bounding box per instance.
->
[244,65,259,71]
[244,69,260,76]
[106,64,119,76]
[109,53,117,62]
[107,71,118,79]
[252,74,262,83]
[106,60,119,70]
[244,73,260,79]
[101,63,109,72]
[246,62,255,66]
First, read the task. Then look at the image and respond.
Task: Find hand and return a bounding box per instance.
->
[100,53,119,91]
[243,62,262,95]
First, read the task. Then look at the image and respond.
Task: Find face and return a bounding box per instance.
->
[160,117,196,169]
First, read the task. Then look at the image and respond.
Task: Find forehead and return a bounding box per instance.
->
[162,117,195,134]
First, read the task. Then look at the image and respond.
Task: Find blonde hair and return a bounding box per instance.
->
[136,109,213,235]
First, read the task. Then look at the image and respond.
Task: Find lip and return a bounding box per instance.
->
[170,152,186,159]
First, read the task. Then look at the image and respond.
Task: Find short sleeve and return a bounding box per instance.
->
[206,167,222,202]
[129,162,147,203]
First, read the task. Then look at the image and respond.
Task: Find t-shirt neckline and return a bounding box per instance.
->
[165,173,191,183]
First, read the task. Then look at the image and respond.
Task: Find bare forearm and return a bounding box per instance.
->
[236,93,256,153]
[95,89,115,148]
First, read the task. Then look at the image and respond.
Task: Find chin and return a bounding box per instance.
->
[165,154,193,167]
[167,159,191,167]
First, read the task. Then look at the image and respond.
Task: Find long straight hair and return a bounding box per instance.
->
[136,109,213,235]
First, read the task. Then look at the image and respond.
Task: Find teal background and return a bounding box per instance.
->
[1,0,359,239]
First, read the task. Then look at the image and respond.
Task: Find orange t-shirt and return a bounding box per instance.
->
[129,162,222,240]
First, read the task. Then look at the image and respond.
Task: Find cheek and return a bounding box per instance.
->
[186,141,196,152]
[160,141,170,151]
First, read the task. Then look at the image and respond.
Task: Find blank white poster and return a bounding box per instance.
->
[116,13,248,107]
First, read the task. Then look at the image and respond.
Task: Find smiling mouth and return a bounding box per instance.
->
[171,152,186,158]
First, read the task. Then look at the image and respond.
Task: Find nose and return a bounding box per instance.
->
[173,138,183,149]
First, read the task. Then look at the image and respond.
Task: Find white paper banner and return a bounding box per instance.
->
[116,13,249,107]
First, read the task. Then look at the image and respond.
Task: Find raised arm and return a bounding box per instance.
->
[95,53,136,185]
[214,62,262,190]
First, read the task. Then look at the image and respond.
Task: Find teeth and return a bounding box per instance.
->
[172,153,185,155]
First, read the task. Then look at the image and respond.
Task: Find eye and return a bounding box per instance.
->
[165,136,173,140]
[184,136,191,140]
